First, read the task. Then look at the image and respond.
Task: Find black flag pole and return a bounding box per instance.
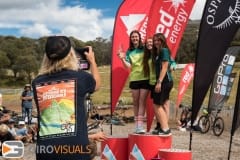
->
[189,128,193,150]
[227,135,233,160]
[228,74,240,160]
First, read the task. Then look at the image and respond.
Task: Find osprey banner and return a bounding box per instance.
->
[191,0,240,124]
[111,0,153,112]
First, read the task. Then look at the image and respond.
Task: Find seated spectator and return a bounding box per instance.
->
[0,124,15,156]
[7,119,17,137]
[0,110,11,124]
[15,121,32,143]
[0,123,14,141]
[88,131,107,159]
[27,123,38,142]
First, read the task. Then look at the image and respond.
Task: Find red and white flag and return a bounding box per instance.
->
[112,0,196,132]
[145,0,196,131]
[111,0,153,112]
[146,0,196,59]
[176,63,195,108]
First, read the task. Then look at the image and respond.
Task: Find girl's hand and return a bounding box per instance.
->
[117,50,125,60]
[155,83,161,93]
[89,131,107,142]
[84,46,96,65]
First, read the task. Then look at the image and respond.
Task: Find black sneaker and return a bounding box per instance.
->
[155,122,161,129]
[151,129,159,135]
[158,129,171,135]
[152,122,161,134]
[151,128,163,135]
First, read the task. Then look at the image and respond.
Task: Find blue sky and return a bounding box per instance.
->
[0,0,205,41]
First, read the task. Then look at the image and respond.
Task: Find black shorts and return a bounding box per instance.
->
[129,80,149,89]
[151,81,173,106]
[149,84,155,98]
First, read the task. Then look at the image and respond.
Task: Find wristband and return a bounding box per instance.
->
[157,79,162,84]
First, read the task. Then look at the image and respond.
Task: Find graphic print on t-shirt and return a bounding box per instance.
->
[36,80,76,139]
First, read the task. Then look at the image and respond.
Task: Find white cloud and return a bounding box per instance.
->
[20,23,51,38]
[101,18,115,38]
[0,0,113,41]
[0,0,206,40]
[189,0,206,20]
[0,0,59,10]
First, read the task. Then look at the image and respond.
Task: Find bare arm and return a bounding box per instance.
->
[85,46,101,91]
[155,61,169,93]
[118,51,131,69]
[158,61,168,82]
[88,131,107,142]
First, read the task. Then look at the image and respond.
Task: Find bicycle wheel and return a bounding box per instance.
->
[213,117,224,136]
[198,115,210,133]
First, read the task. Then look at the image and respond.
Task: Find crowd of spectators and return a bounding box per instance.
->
[0,106,37,149]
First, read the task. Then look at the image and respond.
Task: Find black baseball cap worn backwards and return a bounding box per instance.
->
[45,36,71,60]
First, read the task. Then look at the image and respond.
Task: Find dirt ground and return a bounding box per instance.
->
[10,120,240,160]
[1,104,240,160]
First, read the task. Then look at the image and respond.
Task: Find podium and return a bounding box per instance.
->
[101,136,128,160]
[159,148,192,160]
[101,133,192,160]
[128,133,172,159]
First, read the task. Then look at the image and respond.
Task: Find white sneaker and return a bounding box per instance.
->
[135,126,146,134]
[179,127,186,132]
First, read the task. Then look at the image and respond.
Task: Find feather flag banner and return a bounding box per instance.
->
[191,0,240,125]
[146,0,196,59]
[111,0,153,112]
[176,63,195,108]
[208,46,240,111]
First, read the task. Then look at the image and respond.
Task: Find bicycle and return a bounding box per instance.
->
[84,93,99,120]
[84,93,107,131]
[197,108,224,136]
[111,99,134,125]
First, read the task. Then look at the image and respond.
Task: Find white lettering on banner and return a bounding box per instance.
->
[213,54,229,94]
[183,71,191,83]
[156,7,188,44]
[170,8,188,43]
[156,8,174,37]
[179,71,191,95]
[206,0,222,25]
[139,17,149,42]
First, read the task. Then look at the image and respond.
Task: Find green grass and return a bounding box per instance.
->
[2,63,239,110]
[92,63,239,109]
[91,65,132,105]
